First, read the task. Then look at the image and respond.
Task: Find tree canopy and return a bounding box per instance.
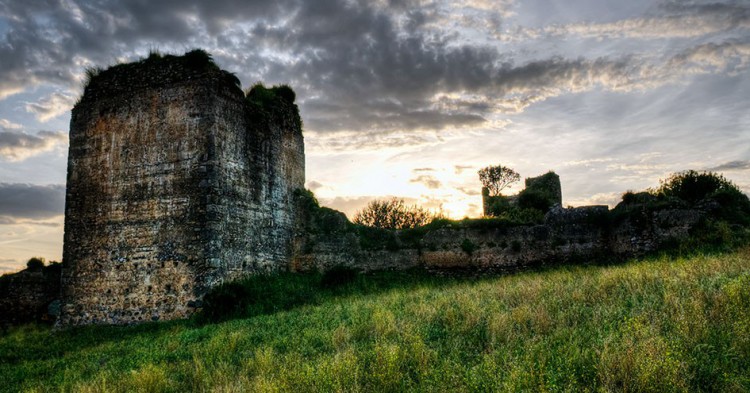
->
[353,198,433,229]
[478,165,520,196]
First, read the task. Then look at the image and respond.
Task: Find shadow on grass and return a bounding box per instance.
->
[0,268,473,366]
[196,267,469,324]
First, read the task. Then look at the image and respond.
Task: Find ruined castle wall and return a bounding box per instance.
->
[61,80,228,325]
[293,206,612,273]
[209,95,304,282]
[0,264,61,326]
[292,203,708,274]
[61,56,306,325]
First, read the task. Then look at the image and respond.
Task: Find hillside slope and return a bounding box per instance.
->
[2,248,750,392]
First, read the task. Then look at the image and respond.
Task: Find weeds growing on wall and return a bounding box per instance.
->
[245,83,302,131]
[78,49,241,106]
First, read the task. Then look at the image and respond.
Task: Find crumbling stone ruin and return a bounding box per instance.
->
[291,197,705,274]
[60,51,304,325]
[0,262,60,327]
[0,50,725,327]
[482,171,562,216]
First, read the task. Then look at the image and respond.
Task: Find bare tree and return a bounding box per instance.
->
[478,165,520,196]
[353,198,433,229]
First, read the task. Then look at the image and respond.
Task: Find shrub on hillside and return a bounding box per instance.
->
[651,170,750,225]
[26,257,45,271]
[656,170,741,204]
[353,198,434,229]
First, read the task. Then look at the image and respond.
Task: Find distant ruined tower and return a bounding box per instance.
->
[60,51,304,325]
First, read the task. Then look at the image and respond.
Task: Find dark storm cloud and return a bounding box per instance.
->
[0,130,67,161]
[0,183,65,221]
[710,160,750,171]
[1,0,749,139]
[0,0,285,95]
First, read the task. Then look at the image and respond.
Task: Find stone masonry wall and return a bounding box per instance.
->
[292,204,704,274]
[0,264,61,326]
[60,56,304,326]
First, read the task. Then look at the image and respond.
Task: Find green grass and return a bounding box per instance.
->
[2,248,750,392]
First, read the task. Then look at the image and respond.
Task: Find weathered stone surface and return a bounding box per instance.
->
[292,204,704,274]
[0,264,61,326]
[60,55,304,326]
[609,208,704,256]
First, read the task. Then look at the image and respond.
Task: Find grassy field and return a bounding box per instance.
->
[1,248,750,392]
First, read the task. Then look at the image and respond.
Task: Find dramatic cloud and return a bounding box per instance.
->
[710,160,750,171]
[25,91,76,122]
[0,119,22,130]
[1,0,749,143]
[0,259,20,274]
[0,183,65,223]
[520,2,750,40]
[0,130,68,162]
[306,180,325,191]
[410,174,442,189]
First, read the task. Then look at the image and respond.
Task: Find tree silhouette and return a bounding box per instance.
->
[478,165,520,196]
[353,198,433,229]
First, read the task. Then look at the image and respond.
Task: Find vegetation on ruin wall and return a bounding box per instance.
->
[295,189,537,251]
[78,50,242,105]
[245,82,303,131]
[615,170,750,224]
[612,170,750,246]
[77,48,304,145]
[299,169,750,253]
[2,247,750,391]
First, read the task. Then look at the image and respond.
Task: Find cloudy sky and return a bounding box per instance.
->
[1,0,749,272]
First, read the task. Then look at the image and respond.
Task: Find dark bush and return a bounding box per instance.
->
[709,187,750,225]
[356,225,400,251]
[182,49,213,69]
[26,257,45,271]
[518,189,554,213]
[657,170,738,204]
[199,281,250,321]
[321,266,358,288]
[246,83,277,107]
[485,195,512,216]
[273,85,296,103]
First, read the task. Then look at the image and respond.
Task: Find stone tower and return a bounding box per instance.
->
[60,51,304,325]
